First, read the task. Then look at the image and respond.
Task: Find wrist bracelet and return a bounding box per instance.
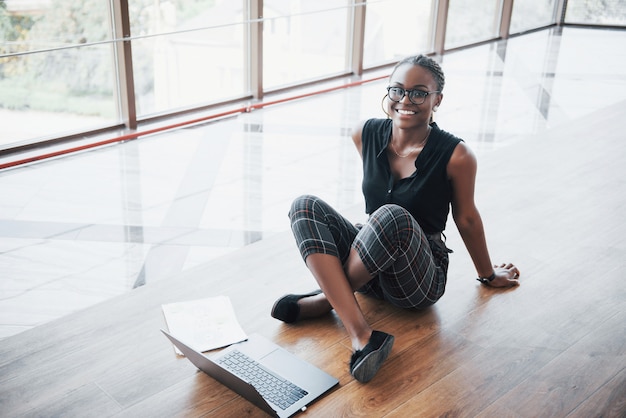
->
[476,271,496,284]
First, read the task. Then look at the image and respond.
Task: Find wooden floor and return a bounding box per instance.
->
[1,100,625,417]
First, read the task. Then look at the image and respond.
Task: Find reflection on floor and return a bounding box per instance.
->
[1,27,625,339]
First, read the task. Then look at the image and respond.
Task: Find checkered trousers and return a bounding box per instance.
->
[289,195,450,309]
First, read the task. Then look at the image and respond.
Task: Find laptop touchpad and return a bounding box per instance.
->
[261,349,313,386]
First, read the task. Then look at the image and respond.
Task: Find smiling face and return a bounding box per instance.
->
[386,63,443,130]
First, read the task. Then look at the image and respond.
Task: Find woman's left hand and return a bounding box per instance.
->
[486,263,521,287]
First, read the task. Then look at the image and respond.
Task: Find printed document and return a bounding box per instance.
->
[162,296,247,355]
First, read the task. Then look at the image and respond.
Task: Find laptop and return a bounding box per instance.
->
[161,330,338,418]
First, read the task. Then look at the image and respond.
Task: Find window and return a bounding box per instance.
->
[0,0,118,148]
[263,1,351,89]
[445,0,501,49]
[1,0,624,152]
[129,0,246,118]
[565,0,626,25]
[362,0,436,68]
[510,0,557,34]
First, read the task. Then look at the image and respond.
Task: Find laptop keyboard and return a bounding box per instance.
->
[217,349,309,410]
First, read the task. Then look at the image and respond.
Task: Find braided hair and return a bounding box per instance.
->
[390,54,445,92]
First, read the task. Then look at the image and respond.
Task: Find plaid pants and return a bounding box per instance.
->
[289,195,450,309]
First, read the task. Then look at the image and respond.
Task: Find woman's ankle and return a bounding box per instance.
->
[351,328,373,351]
[297,293,332,319]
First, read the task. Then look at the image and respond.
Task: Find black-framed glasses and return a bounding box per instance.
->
[386,86,440,105]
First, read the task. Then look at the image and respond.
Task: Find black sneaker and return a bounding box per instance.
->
[270,290,322,323]
[349,330,394,383]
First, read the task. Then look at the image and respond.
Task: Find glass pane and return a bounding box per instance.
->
[550,27,626,118]
[363,0,435,68]
[510,0,557,34]
[129,0,245,118]
[445,0,500,50]
[0,1,118,148]
[263,1,351,90]
[565,0,626,25]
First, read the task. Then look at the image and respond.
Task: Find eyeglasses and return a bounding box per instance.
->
[386,86,440,105]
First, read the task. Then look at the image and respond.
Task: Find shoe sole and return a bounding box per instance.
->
[351,334,395,383]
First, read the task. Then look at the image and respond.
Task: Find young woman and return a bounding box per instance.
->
[271,55,520,383]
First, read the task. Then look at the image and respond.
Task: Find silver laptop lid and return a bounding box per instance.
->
[162,330,278,416]
[162,330,338,418]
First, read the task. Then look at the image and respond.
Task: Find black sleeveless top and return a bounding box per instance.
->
[361,118,462,235]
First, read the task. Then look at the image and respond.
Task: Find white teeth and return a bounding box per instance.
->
[397,109,415,115]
